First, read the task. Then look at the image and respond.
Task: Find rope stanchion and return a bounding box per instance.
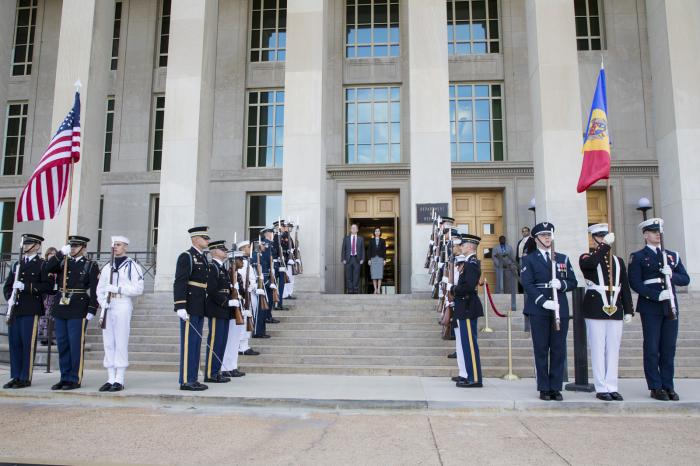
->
[481,280,493,333]
[484,281,507,318]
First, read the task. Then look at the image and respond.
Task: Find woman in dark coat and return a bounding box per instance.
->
[368,228,387,294]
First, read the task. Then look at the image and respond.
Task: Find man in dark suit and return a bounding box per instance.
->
[341,224,365,293]
[520,222,577,401]
[628,218,690,401]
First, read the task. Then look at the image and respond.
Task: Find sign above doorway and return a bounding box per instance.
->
[416,203,448,224]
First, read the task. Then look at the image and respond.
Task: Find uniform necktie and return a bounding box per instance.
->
[545,251,551,264]
[352,236,356,256]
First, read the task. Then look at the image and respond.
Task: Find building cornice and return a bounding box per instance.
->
[451,161,658,177]
[326,164,411,179]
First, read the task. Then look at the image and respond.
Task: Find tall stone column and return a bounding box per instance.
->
[406,0,453,292]
[154,0,218,292]
[525,0,588,264]
[41,0,114,249]
[646,0,700,289]
[281,0,326,293]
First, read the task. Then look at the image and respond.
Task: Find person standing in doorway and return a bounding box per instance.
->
[516,227,532,294]
[368,227,387,294]
[341,224,365,294]
[492,235,515,293]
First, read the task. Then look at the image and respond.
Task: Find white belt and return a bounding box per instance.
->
[644,278,663,285]
[585,281,621,295]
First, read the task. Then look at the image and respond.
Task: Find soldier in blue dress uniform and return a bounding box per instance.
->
[628,218,690,401]
[273,219,290,311]
[45,235,99,390]
[204,240,237,383]
[252,228,277,338]
[3,234,51,389]
[451,234,484,388]
[262,227,280,325]
[520,222,577,401]
[174,226,210,391]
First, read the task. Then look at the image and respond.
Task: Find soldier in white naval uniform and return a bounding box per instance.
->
[96,236,144,392]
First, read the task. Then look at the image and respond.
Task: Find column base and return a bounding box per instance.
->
[410,272,432,293]
[154,273,174,293]
[292,274,324,294]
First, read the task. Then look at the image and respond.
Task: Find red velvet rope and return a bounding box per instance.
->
[484,281,506,318]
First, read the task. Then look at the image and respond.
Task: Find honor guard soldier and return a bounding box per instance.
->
[252,232,273,337]
[628,218,690,401]
[204,240,238,383]
[174,226,210,391]
[220,250,247,378]
[45,235,99,390]
[236,240,260,356]
[3,234,51,389]
[283,221,297,300]
[273,219,289,311]
[262,227,280,324]
[520,222,577,401]
[96,236,144,392]
[579,224,633,401]
[452,234,485,388]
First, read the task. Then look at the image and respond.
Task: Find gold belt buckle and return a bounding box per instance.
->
[602,305,617,316]
[59,293,72,305]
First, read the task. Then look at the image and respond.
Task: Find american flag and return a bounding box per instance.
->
[16,92,81,222]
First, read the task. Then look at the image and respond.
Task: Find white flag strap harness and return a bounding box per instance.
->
[585,255,621,313]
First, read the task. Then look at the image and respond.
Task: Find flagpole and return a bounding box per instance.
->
[59,159,75,305]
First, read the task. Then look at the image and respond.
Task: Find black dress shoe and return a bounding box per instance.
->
[550,391,563,401]
[253,334,271,339]
[447,352,457,359]
[456,381,483,388]
[266,318,280,324]
[665,389,680,401]
[229,369,245,377]
[3,379,19,389]
[12,380,31,389]
[109,383,124,392]
[287,295,296,300]
[610,392,624,401]
[180,382,206,391]
[650,389,670,401]
[451,376,466,382]
[62,382,80,390]
[204,374,230,383]
[596,392,613,401]
[193,381,209,390]
[539,391,552,401]
[275,306,289,311]
[51,381,66,391]
[242,349,260,356]
[99,382,113,392]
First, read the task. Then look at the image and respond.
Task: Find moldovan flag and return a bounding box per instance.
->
[576,66,610,193]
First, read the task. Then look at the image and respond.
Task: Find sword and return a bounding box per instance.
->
[184,318,224,368]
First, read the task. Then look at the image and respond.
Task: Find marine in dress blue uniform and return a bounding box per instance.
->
[628,218,690,401]
[203,240,234,383]
[452,234,485,388]
[3,234,51,389]
[273,219,289,311]
[520,222,577,401]
[44,235,99,390]
[174,226,210,391]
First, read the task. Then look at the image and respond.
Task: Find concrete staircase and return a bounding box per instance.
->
[67,292,700,379]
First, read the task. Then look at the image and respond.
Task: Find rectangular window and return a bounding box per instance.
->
[11,0,38,76]
[345,86,401,164]
[250,0,287,62]
[149,194,159,251]
[247,193,282,240]
[103,97,115,172]
[449,83,504,162]
[446,0,500,55]
[110,1,123,70]
[246,90,285,168]
[151,95,165,171]
[97,195,104,255]
[0,199,16,258]
[574,0,603,51]
[157,0,171,67]
[346,0,400,58]
[2,102,29,176]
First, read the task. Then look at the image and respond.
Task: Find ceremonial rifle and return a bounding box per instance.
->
[243,257,254,332]
[100,245,115,330]
[228,256,244,325]
[5,242,24,326]
[550,239,561,332]
[294,221,303,274]
[660,230,677,320]
[254,240,269,310]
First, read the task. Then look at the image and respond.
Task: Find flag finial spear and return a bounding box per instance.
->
[74,80,82,92]
[600,54,604,70]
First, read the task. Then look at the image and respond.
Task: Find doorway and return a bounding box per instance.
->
[346,192,400,294]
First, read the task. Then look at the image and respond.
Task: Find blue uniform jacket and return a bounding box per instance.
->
[453,254,484,320]
[628,246,690,315]
[521,250,577,318]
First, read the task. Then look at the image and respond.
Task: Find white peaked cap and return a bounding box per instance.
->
[111,235,130,245]
[587,223,609,235]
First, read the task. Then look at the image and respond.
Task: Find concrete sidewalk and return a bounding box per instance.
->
[1,367,699,413]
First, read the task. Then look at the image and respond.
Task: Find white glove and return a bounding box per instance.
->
[438,262,444,269]
[177,309,189,321]
[243,309,253,318]
[549,279,562,290]
[279,269,287,276]
[658,289,671,301]
[12,281,24,291]
[660,265,673,277]
[623,314,633,324]
[233,281,239,291]
[7,298,15,309]
[446,283,453,292]
[441,276,449,284]
[289,248,294,253]
[85,313,94,322]
[98,309,105,326]
[429,240,435,246]
[61,244,71,255]
[603,232,615,245]
[105,284,119,294]
[228,299,240,308]
[256,288,266,296]
[542,300,559,311]
[270,284,277,290]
